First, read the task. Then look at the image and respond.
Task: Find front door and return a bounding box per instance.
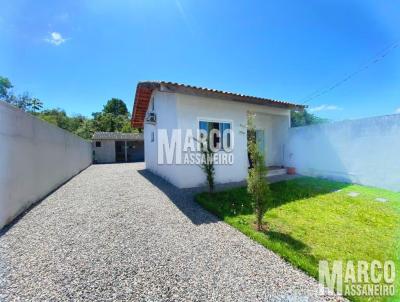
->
[256,129,265,156]
[115,141,125,162]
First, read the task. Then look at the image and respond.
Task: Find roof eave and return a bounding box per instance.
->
[131,81,306,128]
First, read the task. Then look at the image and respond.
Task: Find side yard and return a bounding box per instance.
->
[196,177,400,302]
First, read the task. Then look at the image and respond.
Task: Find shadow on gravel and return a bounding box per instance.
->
[138,169,220,225]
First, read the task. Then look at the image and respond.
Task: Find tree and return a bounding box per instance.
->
[0,76,13,100]
[75,119,95,139]
[0,76,42,112]
[27,98,43,113]
[38,108,71,129]
[91,98,138,133]
[200,139,215,193]
[103,98,128,116]
[13,92,32,111]
[247,113,271,231]
[291,109,327,127]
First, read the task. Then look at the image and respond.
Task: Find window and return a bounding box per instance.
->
[151,97,155,111]
[199,120,232,151]
[151,131,155,142]
[95,141,101,147]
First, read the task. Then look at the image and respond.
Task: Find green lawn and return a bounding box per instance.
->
[195,177,400,302]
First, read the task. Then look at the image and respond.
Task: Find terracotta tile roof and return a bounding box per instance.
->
[92,132,143,140]
[131,81,306,128]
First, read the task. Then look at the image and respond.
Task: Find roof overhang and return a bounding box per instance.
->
[131,81,306,128]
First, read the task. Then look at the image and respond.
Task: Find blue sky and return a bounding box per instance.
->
[1,0,399,120]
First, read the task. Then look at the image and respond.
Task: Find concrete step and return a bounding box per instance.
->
[267,168,286,177]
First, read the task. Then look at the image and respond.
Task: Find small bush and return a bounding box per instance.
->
[247,114,271,231]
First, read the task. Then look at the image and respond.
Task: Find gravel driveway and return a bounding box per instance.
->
[0,163,344,301]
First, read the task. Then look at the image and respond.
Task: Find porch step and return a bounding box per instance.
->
[267,167,286,177]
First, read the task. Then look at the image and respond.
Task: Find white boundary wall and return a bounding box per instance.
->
[285,114,400,191]
[0,102,92,229]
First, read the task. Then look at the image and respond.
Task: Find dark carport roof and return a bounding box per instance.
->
[92,132,143,140]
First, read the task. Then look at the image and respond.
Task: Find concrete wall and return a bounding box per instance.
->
[0,101,92,229]
[145,91,290,188]
[285,114,400,191]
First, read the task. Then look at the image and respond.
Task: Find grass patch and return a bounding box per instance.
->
[195,177,400,302]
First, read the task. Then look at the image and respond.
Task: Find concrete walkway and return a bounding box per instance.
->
[0,163,343,301]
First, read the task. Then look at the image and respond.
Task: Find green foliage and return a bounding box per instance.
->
[36,105,137,139]
[102,98,128,116]
[3,91,41,112]
[195,178,400,302]
[0,76,13,99]
[291,109,328,127]
[200,140,215,193]
[74,119,95,139]
[247,114,271,231]
[27,98,43,113]
[92,112,131,133]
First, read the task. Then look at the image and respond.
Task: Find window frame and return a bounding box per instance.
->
[197,117,233,152]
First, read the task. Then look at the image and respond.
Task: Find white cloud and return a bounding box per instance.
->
[309,104,342,112]
[45,32,67,46]
[395,108,400,114]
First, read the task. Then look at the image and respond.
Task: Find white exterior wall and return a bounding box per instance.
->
[0,102,92,229]
[285,114,400,191]
[254,113,290,166]
[93,140,115,163]
[144,91,182,186]
[144,91,290,188]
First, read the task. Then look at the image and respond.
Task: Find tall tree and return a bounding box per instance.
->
[102,98,128,116]
[0,76,13,100]
[27,98,43,113]
[291,110,328,127]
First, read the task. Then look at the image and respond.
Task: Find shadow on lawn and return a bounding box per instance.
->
[268,177,350,209]
[264,230,320,273]
[266,230,310,251]
[138,169,220,225]
[195,177,351,220]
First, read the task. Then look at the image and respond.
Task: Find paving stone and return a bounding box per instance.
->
[347,192,360,197]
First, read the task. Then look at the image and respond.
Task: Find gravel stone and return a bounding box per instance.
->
[0,163,346,301]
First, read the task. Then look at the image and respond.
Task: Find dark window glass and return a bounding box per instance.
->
[198,121,231,151]
[95,141,101,147]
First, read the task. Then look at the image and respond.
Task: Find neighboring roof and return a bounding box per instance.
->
[131,81,306,128]
[92,132,143,140]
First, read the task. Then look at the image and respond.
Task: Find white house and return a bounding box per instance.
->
[131,81,304,188]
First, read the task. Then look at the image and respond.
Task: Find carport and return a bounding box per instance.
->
[92,132,144,163]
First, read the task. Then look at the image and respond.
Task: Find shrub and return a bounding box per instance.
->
[247,114,271,231]
[198,136,215,193]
